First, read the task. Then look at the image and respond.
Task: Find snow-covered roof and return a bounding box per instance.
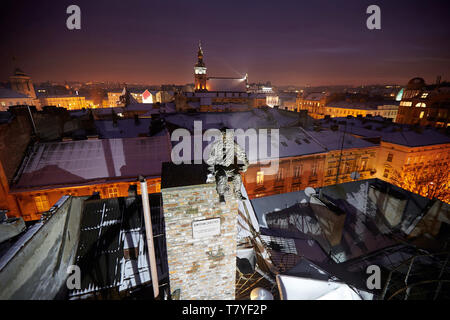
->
[13,135,171,191]
[169,120,375,166]
[0,88,30,99]
[307,129,377,151]
[95,119,168,139]
[92,104,159,115]
[319,117,450,147]
[303,92,326,101]
[164,108,301,131]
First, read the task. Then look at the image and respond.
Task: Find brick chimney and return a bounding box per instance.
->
[161,163,238,300]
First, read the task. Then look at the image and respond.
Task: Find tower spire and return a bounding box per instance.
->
[194,41,207,91]
[196,40,205,67]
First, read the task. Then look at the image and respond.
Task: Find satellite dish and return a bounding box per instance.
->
[304,187,316,198]
[250,287,274,300]
[350,172,361,180]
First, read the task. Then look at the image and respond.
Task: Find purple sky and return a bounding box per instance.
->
[1,0,449,86]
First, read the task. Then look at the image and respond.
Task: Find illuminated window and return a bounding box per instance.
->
[293,165,302,178]
[311,163,318,176]
[421,93,428,98]
[387,153,393,162]
[419,111,425,119]
[415,103,426,108]
[256,171,264,185]
[35,195,50,212]
[360,159,367,171]
[344,162,350,174]
[107,187,119,198]
[276,168,284,181]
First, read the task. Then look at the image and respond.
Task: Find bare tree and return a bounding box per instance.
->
[390,165,450,204]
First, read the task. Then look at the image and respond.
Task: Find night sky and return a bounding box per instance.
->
[1,0,449,86]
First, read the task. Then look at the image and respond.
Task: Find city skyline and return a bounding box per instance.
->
[1,0,449,86]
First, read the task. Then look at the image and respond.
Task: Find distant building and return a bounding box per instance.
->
[39,95,87,110]
[266,95,279,108]
[244,128,378,198]
[9,68,37,99]
[176,43,268,112]
[108,90,143,107]
[296,92,329,119]
[175,91,255,112]
[318,116,450,203]
[193,42,248,93]
[108,89,174,107]
[278,94,297,111]
[396,77,450,128]
[323,101,399,120]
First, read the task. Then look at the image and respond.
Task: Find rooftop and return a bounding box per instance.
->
[250,179,450,293]
[0,87,30,99]
[94,119,168,139]
[318,117,450,147]
[70,194,168,298]
[163,108,302,131]
[303,92,327,101]
[12,134,171,191]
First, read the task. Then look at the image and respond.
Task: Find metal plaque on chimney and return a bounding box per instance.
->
[192,218,221,239]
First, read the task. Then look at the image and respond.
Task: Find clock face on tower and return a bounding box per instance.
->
[195,67,207,75]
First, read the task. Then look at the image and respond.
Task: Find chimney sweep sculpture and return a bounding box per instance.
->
[206,127,249,203]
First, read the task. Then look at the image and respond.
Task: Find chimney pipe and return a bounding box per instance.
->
[139,176,159,299]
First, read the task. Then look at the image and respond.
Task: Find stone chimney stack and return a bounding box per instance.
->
[161,163,238,300]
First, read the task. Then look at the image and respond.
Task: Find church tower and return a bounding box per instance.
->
[194,41,207,92]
